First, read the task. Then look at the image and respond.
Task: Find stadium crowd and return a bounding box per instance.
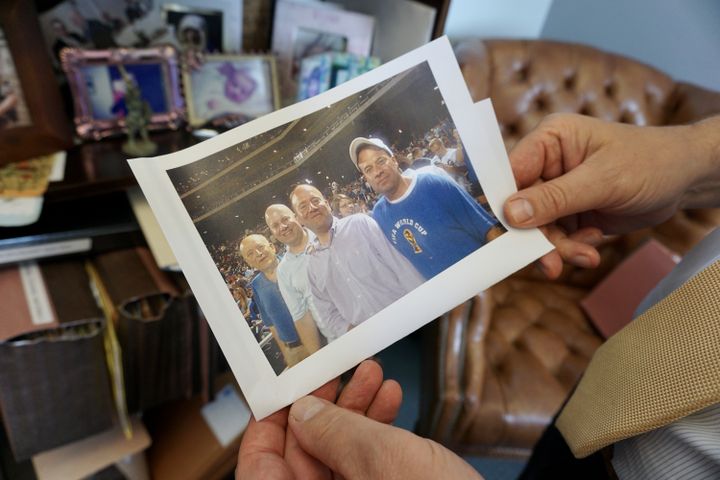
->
[198,119,500,373]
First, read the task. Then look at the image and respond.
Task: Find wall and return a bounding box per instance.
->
[541,0,720,91]
[443,0,553,40]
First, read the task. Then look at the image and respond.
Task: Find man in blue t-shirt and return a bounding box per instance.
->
[348,136,504,279]
[239,234,309,369]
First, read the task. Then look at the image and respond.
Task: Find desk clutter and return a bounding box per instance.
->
[0,1,448,477]
[3,1,719,478]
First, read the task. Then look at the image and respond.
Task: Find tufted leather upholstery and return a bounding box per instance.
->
[455,39,720,150]
[419,39,720,458]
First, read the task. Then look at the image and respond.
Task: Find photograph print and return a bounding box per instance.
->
[183,55,279,127]
[166,61,505,375]
[0,27,31,131]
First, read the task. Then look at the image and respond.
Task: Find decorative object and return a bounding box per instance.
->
[183,54,279,128]
[161,1,243,53]
[118,65,158,156]
[297,52,380,101]
[0,1,72,167]
[61,46,184,140]
[271,0,374,102]
[330,0,443,62]
[38,0,242,61]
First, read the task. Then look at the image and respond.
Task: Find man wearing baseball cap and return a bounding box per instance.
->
[349,136,503,280]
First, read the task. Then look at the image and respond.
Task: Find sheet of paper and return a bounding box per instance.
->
[32,417,150,480]
[129,36,553,420]
[49,151,67,182]
[0,196,43,227]
[201,384,251,447]
[127,187,179,271]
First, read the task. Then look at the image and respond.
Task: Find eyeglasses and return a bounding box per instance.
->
[296,197,325,216]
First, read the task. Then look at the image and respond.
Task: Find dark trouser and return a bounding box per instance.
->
[518,412,616,480]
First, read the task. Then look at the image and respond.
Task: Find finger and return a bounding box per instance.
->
[536,226,601,279]
[284,428,331,480]
[289,397,482,480]
[237,410,292,480]
[314,377,341,402]
[568,227,604,246]
[366,379,402,424]
[284,377,341,479]
[336,360,384,414]
[538,251,564,279]
[508,124,560,190]
[504,162,607,227]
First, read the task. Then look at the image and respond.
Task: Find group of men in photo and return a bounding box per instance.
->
[238,133,504,371]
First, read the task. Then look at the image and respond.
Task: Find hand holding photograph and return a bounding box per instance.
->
[129,37,552,419]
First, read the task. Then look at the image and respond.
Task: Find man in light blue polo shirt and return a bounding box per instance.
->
[265,204,337,346]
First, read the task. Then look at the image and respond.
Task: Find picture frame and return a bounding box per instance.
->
[61,46,185,140]
[38,0,242,63]
[271,0,375,102]
[130,38,552,419]
[182,54,280,128]
[0,1,72,167]
[161,0,243,53]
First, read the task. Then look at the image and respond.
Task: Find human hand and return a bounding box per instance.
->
[236,360,402,479]
[287,394,483,480]
[503,113,720,278]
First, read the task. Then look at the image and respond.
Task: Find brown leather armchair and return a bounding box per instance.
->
[418,39,720,458]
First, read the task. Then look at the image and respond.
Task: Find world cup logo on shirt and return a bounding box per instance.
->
[403,229,423,254]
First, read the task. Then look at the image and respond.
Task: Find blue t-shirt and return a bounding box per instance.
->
[372,172,497,279]
[250,272,299,344]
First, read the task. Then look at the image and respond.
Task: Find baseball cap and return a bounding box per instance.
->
[348,137,393,171]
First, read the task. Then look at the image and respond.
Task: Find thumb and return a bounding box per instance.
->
[288,396,482,480]
[504,163,602,228]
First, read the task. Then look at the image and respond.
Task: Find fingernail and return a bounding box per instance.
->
[572,255,593,268]
[507,197,534,224]
[291,396,325,423]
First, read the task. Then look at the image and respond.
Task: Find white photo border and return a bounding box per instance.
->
[129,37,552,420]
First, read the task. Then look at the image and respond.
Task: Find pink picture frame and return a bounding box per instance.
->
[61,46,185,140]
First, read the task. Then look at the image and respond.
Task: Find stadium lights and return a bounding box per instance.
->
[398,129,403,133]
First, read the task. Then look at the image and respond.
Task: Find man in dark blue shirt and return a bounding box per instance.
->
[349,137,504,279]
[239,234,309,370]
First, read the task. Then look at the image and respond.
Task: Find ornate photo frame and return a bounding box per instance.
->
[61,46,185,140]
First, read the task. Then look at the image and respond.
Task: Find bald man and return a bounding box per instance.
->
[239,234,308,369]
[289,185,424,334]
[265,204,329,347]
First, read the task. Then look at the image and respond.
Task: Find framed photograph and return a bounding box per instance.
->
[39,0,242,66]
[183,54,280,127]
[61,46,185,140]
[161,4,224,53]
[271,0,374,102]
[129,38,552,419]
[0,1,73,167]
